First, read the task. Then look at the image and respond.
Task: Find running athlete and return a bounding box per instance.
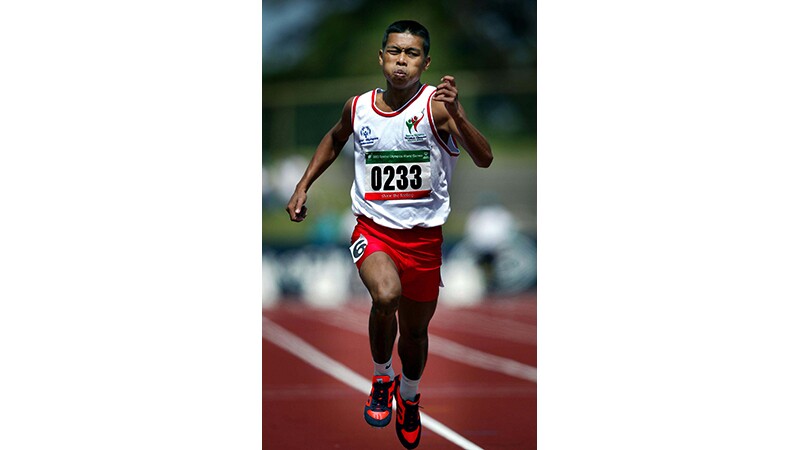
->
[286,20,493,449]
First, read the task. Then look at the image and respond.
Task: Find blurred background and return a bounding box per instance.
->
[262,0,536,308]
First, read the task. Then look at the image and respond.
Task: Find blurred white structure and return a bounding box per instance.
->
[262,256,280,308]
[339,210,358,244]
[464,202,518,253]
[270,156,307,203]
[439,257,486,306]
[299,249,351,308]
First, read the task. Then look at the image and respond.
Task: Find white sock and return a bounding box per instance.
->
[373,357,394,378]
[399,373,420,401]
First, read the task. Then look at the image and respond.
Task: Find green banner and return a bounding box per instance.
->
[365,150,430,164]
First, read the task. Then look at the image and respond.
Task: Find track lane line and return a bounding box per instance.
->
[302,308,537,383]
[432,309,537,344]
[431,335,537,382]
[263,316,485,450]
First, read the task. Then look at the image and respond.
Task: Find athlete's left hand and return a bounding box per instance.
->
[433,75,461,117]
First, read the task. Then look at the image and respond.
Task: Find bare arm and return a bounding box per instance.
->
[286,97,355,222]
[432,75,493,168]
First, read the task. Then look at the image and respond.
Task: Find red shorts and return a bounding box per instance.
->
[350,215,443,302]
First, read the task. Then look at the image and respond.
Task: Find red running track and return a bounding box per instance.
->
[263,294,537,449]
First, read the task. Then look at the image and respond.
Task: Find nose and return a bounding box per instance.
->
[397,52,406,65]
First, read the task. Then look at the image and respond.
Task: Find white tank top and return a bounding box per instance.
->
[350,84,460,229]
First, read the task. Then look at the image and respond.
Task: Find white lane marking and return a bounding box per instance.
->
[431,335,537,383]
[433,309,536,345]
[263,317,485,450]
[317,308,537,383]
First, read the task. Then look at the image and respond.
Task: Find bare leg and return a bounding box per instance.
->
[397,296,437,380]
[359,252,402,364]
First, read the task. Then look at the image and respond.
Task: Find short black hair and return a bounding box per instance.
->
[382,20,430,56]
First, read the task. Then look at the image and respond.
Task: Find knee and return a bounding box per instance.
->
[401,325,429,345]
[370,283,401,315]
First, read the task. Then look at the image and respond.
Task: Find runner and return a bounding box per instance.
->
[286,19,493,449]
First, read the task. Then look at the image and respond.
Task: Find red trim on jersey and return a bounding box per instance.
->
[371,84,428,117]
[426,90,459,157]
[350,95,358,130]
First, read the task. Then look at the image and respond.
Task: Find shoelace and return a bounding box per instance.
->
[402,402,421,430]
[371,382,390,409]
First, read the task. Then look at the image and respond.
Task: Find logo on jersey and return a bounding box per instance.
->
[404,108,427,143]
[358,126,378,147]
[405,115,423,133]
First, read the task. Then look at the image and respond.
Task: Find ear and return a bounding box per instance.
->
[423,55,431,71]
[378,49,384,66]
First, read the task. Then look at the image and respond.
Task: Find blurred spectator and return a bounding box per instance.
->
[464,195,518,255]
[450,196,536,294]
[463,195,518,290]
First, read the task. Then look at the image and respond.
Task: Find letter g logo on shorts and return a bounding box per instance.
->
[350,234,368,263]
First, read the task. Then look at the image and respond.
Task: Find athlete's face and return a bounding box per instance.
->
[379,33,430,89]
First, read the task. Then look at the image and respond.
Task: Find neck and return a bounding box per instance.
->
[382,82,423,110]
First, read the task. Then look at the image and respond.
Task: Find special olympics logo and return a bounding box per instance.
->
[358,126,378,147]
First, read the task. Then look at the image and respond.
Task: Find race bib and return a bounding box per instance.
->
[364,150,432,200]
[350,234,368,263]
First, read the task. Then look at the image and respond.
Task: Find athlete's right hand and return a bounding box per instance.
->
[286,190,308,222]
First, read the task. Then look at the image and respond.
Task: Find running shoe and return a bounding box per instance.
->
[394,375,422,449]
[364,375,395,427]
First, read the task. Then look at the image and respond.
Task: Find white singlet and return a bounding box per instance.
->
[350,84,460,229]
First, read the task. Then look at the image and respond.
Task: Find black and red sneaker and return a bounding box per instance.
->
[364,375,395,427]
[394,375,422,449]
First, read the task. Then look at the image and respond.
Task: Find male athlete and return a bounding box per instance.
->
[286,20,492,449]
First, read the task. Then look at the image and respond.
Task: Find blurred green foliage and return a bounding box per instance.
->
[264,0,535,81]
